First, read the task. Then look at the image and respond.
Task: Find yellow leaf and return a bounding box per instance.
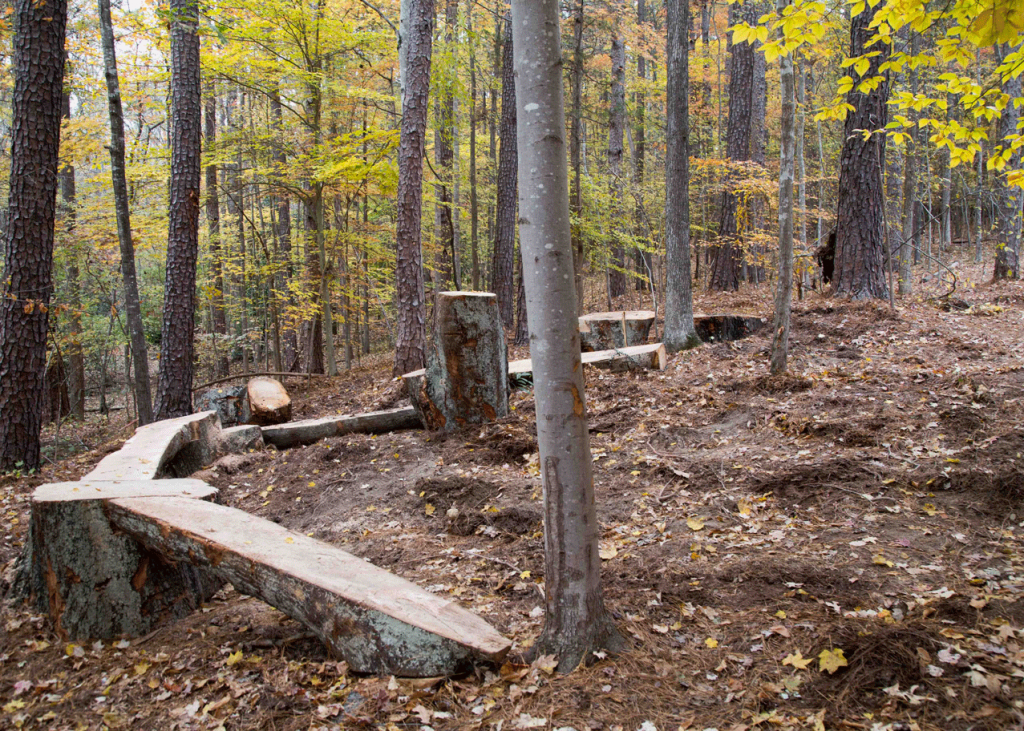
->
[775,610,787,619]
[818,648,848,674]
[308,481,316,488]
[922,503,937,516]
[687,517,705,531]
[226,650,243,666]
[737,498,753,516]
[599,541,618,560]
[782,652,813,670]
[425,503,436,516]
[520,570,531,579]
[872,554,894,567]
[285,536,294,544]
[3,700,26,713]
[134,662,150,676]
[705,637,719,648]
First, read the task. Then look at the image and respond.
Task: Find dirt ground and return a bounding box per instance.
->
[4,260,1024,731]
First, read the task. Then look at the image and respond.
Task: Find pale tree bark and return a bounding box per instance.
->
[663,0,698,352]
[491,14,517,331]
[796,62,806,251]
[833,3,890,300]
[156,0,201,418]
[606,30,627,299]
[770,0,795,376]
[393,0,434,376]
[898,32,918,296]
[994,43,1021,280]
[99,0,154,425]
[61,90,85,420]
[0,0,67,469]
[512,0,621,672]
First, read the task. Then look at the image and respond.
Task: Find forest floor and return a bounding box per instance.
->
[3,257,1024,731]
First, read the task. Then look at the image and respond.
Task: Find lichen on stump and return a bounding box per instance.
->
[14,480,221,641]
[408,292,509,432]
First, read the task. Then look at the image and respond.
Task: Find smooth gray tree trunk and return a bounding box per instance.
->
[511,0,621,672]
[770,0,795,375]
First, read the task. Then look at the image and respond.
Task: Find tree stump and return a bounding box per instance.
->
[196,385,249,426]
[247,377,292,425]
[14,479,220,641]
[578,310,655,352]
[693,314,766,342]
[406,292,508,431]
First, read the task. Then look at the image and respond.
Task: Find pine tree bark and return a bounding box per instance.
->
[491,14,517,332]
[512,0,621,671]
[606,31,627,299]
[393,0,434,376]
[663,0,698,352]
[770,0,795,375]
[155,0,201,418]
[61,91,86,421]
[833,3,891,300]
[203,88,229,377]
[633,0,651,292]
[100,0,154,424]
[994,43,1021,280]
[0,0,68,470]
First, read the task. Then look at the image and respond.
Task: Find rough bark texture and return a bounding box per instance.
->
[606,32,627,299]
[511,0,621,671]
[833,5,891,300]
[261,406,421,449]
[196,385,249,427]
[86,411,222,481]
[393,0,434,377]
[709,1,758,292]
[491,15,517,331]
[15,480,219,641]
[409,292,508,432]
[156,0,202,418]
[770,0,795,376]
[61,92,86,421]
[106,495,511,676]
[994,43,1022,280]
[663,0,699,351]
[246,377,292,425]
[578,311,655,351]
[204,89,229,377]
[0,0,68,470]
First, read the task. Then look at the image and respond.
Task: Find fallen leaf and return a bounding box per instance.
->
[425,503,436,516]
[818,648,848,674]
[687,517,705,531]
[705,637,719,648]
[782,652,813,670]
[599,541,618,560]
[226,650,243,666]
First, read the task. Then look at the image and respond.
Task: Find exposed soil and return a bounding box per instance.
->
[3,269,1024,730]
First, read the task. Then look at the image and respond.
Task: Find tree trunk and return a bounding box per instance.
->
[393,0,434,376]
[270,92,298,371]
[833,4,891,299]
[469,1,480,291]
[203,88,229,377]
[0,0,68,470]
[156,0,201,419]
[663,0,698,352]
[899,33,918,296]
[60,91,85,421]
[492,14,517,331]
[606,31,627,299]
[571,0,585,313]
[100,0,154,425]
[770,0,795,376]
[994,43,1021,280]
[709,1,758,291]
[511,0,621,671]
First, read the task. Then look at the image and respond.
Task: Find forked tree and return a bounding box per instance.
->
[511,0,622,671]
[0,0,69,470]
[156,0,202,418]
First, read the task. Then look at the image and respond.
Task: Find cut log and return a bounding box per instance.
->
[408,292,509,431]
[219,424,263,453]
[508,343,667,377]
[196,385,250,426]
[105,496,512,676]
[86,411,222,481]
[15,480,221,641]
[247,377,292,425]
[261,406,422,449]
[578,310,655,352]
[693,314,766,343]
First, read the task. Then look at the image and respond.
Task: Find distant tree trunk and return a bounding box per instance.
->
[491,14,517,331]
[393,0,434,376]
[899,33,918,296]
[270,92,298,371]
[512,0,621,671]
[0,0,68,470]
[994,42,1021,280]
[633,0,650,292]
[61,90,85,420]
[770,0,795,375]
[709,1,757,291]
[514,250,528,345]
[606,31,627,299]
[204,88,229,377]
[434,0,458,294]
[833,3,891,300]
[796,63,807,252]
[155,0,201,419]
[571,0,585,312]
[663,0,698,352]
[100,0,154,425]
[468,1,480,291]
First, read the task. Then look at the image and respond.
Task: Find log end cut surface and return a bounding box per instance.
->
[247,377,292,425]
[106,496,511,676]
